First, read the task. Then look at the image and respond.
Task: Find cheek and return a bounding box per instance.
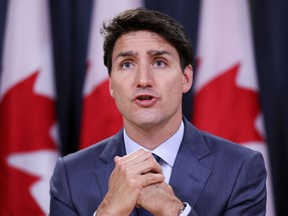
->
[110,86,125,112]
[171,76,185,92]
[162,78,183,101]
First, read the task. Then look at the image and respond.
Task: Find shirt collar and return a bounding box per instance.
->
[124,121,184,167]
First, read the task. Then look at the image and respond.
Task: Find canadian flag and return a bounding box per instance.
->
[193,0,274,215]
[0,0,59,215]
[80,0,142,149]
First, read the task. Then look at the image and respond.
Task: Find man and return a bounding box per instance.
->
[50,8,266,216]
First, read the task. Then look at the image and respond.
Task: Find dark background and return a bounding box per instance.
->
[0,0,287,215]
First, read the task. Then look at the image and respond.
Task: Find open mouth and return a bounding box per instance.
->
[134,94,158,107]
[137,95,154,101]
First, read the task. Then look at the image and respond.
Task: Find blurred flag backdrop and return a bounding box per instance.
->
[193,0,274,214]
[0,0,59,214]
[0,0,287,215]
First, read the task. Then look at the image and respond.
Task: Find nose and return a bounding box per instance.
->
[136,63,153,88]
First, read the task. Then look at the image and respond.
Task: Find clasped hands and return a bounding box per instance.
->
[97,149,184,216]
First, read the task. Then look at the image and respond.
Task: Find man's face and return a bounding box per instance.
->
[109,30,192,130]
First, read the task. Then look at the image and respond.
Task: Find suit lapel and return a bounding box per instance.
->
[169,119,212,208]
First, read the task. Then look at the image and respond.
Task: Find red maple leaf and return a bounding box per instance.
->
[0,72,56,215]
[193,64,263,143]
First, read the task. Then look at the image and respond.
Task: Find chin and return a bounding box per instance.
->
[124,109,167,127]
[134,115,164,128]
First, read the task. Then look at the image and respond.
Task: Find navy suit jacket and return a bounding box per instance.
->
[50,119,266,215]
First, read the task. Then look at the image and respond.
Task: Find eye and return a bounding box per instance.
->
[121,61,134,69]
[153,60,167,68]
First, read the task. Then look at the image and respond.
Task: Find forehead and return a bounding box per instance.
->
[117,30,165,44]
[112,30,178,57]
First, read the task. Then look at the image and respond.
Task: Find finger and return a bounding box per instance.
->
[137,173,164,187]
[117,149,150,164]
[114,155,121,163]
[127,158,162,175]
[115,150,162,175]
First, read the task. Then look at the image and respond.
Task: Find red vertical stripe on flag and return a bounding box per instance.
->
[193,1,274,215]
[0,0,58,215]
[80,0,143,149]
[81,79,122,148]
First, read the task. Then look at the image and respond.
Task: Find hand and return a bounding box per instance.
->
[137,182,184,216]
[97,149,164,216]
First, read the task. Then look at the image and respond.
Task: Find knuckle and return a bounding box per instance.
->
[117,162,128,174]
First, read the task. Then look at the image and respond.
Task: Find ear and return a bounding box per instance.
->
[182,65,193,93]
[109,78,114,98]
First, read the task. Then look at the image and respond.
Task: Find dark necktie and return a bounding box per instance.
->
[152,153,163,164]
[137,153,162,216]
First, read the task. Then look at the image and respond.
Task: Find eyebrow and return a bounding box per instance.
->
[115,51,136,60]
[114,49,172,61]
[147,50,172,57]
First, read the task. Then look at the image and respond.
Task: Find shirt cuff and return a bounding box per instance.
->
[180,202,191,216]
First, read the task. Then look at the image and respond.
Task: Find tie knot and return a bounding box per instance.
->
[152,153,162,163]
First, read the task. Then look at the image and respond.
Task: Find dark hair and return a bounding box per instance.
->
[101,8,193,75]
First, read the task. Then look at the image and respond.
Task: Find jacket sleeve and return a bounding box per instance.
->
[224,151,267,216]
[49,157,78,216]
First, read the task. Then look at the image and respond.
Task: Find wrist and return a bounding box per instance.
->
[96,202,114,216]
[97,196,118,216]
[164,199,185,216]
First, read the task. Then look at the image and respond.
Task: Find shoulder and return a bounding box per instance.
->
[201,130,259,157]
[63,137,110,164]
[60,130,124,171]
[183,118,264,164]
